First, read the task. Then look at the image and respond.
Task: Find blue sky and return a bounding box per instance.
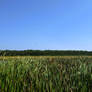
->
[0,0,92,50]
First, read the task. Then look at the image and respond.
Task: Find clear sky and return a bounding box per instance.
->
[0,0,92,50]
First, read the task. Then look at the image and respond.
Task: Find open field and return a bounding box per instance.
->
[0,56,92,92]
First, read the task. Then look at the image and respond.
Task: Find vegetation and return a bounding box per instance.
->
[0,56,92,92]
[0,50,92,56]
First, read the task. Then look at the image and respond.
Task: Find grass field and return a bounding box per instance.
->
[0,56,92,92]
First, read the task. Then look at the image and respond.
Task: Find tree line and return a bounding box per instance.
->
[0,50,92,56]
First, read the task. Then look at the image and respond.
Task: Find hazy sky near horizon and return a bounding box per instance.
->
[0,0,92,50]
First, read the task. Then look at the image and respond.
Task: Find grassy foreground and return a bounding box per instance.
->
[0,56,92,92]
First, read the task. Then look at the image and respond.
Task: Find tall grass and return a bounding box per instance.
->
[0,56,92,92]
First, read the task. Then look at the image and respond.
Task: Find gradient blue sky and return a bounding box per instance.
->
[0,0,92,50]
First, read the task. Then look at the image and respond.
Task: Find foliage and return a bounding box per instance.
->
[0,50,92,56]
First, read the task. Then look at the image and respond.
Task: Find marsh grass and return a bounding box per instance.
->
[0,56,92,92]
